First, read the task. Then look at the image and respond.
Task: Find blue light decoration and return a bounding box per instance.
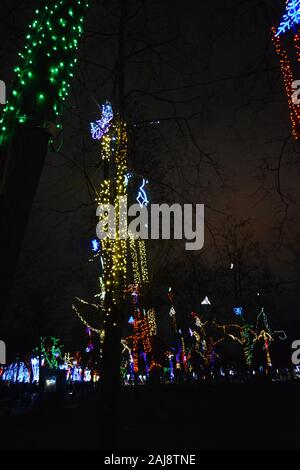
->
[125,172,133,186]
[84,369,92,382]
[1,362,30,383]
[233,307,243,317]
[128,316,135,324]
[71,367,82,382]
[137,178,149,207]
[90,102,113,140]
[91,239,100,252]
[31,357,40,383]
[276,0,300,37]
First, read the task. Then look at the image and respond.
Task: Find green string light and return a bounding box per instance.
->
[0,0,89,147]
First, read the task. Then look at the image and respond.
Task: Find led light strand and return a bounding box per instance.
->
[0,0,89,146]
[272,26,300,139]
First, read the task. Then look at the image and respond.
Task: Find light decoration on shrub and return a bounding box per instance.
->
[272,1,300,139]
[0,0,89,147]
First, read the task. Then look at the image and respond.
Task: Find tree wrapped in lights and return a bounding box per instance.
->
[191,313,226,374]
[74,102,154,381]
[123,285,155,377]
[222,318,256,368]
[272,0,300,139]
[0,0,89,318]
[253,307,287,373]
[0,0,89,147]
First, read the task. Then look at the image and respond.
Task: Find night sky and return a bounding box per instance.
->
[1,0,300,357]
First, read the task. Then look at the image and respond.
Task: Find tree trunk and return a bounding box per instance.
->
[0,126,49,318]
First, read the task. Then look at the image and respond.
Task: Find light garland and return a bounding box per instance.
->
[0,0,89,146]
[272,19,300,139]
[97,118,128,305]
[147,308,157,336]
[254,330,273,369]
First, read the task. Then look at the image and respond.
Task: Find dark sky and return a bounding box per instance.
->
[1,0,300,355]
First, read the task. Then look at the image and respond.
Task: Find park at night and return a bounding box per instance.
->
[1,0,300,455]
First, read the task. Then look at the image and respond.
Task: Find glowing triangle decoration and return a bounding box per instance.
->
[201,296,211,305]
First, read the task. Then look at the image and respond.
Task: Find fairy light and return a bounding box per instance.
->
[272,6,300,140]
[129,236,141,285]
[138,240,149,284]
[0,0,89,146]
[147,309,157,336]
[132,312,152,373]
[241,325,255,367]
[72,304,105,337]
[97,119,128,305]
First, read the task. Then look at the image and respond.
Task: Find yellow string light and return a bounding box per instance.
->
[147,308,157,336]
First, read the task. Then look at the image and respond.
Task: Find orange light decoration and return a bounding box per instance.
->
[132,311,152,373]
[254,330,273,371]
[271,25,300,139]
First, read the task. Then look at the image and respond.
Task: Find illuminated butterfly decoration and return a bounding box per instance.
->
[90,102,113,140]
[233,307,243,316]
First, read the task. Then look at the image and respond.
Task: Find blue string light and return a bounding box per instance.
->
[276,0,300,36]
